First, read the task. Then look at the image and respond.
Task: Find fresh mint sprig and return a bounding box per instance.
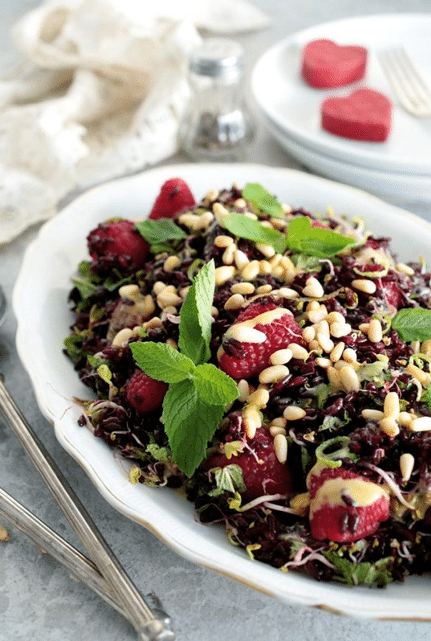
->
[392,307,431,342]
[223,213,288,254]
[130,260,238,477]
[286,216,357,258]
[242,183,285,218]
[136,218,187,245]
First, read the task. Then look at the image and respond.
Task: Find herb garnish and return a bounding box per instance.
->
[392,308,431,342]
[223,213,288,254]
[286,216,357,258]
[242,182,285,218]
[130,260,238,477]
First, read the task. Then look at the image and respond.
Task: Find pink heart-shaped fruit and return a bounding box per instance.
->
[302,39,367,88]
[321,88,392,142]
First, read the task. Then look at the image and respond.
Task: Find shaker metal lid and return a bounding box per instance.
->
[189,38,244,78]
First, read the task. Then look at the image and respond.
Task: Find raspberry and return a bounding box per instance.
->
[218,301,305,380]
[377,277,402,310]
[308,467,390,543]
[148,178,196,220]
[125,369,168,415]
[87,219,149,269]
[206,428,292,500]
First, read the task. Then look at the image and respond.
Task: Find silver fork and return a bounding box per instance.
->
[378,46,431,117]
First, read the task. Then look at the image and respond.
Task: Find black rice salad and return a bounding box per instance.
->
[65,177,431,588]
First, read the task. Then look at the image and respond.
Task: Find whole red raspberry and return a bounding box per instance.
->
[308,467,390,543]
[125,369,168,415]
[87,219,149,269]
[149,178,196,220]
[218,301,305,380]
[205,428,292,501]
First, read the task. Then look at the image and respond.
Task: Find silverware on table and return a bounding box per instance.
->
[0,286,174,641]
[379,46,431,117]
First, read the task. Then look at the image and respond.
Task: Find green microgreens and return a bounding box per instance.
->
[130,260,238,477]
[392,308,431,342]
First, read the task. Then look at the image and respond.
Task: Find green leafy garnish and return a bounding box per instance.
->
[392,308,431,342]
[130,260,238,477]
[322,551,394,587]
[223,212,288,254]
[286,216,357,258]
[315,436,356,468]
[208,464,246,497]
[179,259,215,365]
[136,218,187,245]
[242,182,285,218]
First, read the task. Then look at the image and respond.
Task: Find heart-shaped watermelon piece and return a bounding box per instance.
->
[321,88,392,142]
[302,39,367,88]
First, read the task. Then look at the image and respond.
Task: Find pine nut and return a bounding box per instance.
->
[247,388,270,408]
[315,357,332,368]
[283,406,306,421]
[409,416,431,432]
[317,333,334,353]
[269,254,282,268]
[179,286,190,298]
[270,348,293,366]
[326,311,345,324]
[256,284,272,294]
[398,411,414,428]
[258,260,272,275]
[214,234,234,248]
[178,213,201,229]
[343,348,357,363]
[421,340,431,356]
[234,198,247,208]
[271,417,287,428]
[368,318,383,343]
[362,409,384,420]
[316,320,330,337]
[237,379,250,403]
[259,365,289,384]
[274,433,288,463]
[213,202,229,225]
[383,391,400,419]
[400,453,415,482]
[406,363,431,387]
[119,284,140,299]
[203,188,219,204]
[234,249,249,270]
[379,417,400,437]
[112,327,134,347]
[256,242,276,258]
[243,404,262,439]
[308,339,320,351]
[307,306,327,324]
[302,326,316,343]
[222,243,237,265]
[143,316,163,329]
[306,300,320,312]
[166,338,178,350]
[275,287,299,299]
[142,294,156,318]
[327,366,342,390]
[270,425,287,437]
[227,325,267,344]
[396,262,415,276]
[303,277,324,299]
[351,279,377,294]
[163,255,181,272]
[224,294,245,311]
[231,282,255,295]
[157,289,182,308]
[241,260,260,281]
[330,322,352,338]
[338,365,360,392]
[215,265,236,287]
[288,343,309,360]
[153,281,166,294]
[330,341,345,363]
[411,340,421,354]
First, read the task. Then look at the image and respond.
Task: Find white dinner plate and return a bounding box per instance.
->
[262,112,431,202]
[13,163,431,620]
[251,13,431,175]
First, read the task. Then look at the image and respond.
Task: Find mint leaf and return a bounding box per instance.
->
[162,379,225,477]
[287,216,356,258]
[209,464,246,497]
[130,342,195,384]
[223,212,288,254]
[242,183,284,218]
[136,218,187,245]
[194,363,239,406]
[392,308,431,342]
[179,260,215,365]
[322,551,394,587]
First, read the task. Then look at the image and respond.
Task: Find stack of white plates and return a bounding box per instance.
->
[251,13,431,203]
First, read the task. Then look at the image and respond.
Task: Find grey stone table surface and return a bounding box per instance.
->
[2,1,431,640]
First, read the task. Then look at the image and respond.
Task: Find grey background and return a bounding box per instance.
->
[2,1,431,640]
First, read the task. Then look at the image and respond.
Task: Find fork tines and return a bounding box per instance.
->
[378,46,431,118]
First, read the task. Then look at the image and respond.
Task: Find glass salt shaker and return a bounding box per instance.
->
[179,38,254,162]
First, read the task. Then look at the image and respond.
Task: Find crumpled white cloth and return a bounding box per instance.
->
[0,0,270,244]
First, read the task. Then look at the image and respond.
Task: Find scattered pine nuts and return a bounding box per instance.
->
[215,265,236,287]
[270,348,293,366]
[330,341,345,363]
[409,416,431,432]
[368,318,383,343]
[247,388,270,408]
[224,294,245,311]
[163,255,181,272]
[288,343,309,360]
[237,379,250,403]
[362,409,384,420]
[256,242,276,258]
[214,234,234,248]
[242,404,262,439]
[259,365,290,384]
[302,277,324,299]
[112,327,134,347]
[283,406,306,421]
[227,324,267,344]
[351,279,377,294]
[231,282,255,295]
[383,392,400,419]
[119,284,140,299]
[338,365,360,392]
[274,433,288,463]
[400,453,415,482]
[241,260,260,281]
[379,417,400,437]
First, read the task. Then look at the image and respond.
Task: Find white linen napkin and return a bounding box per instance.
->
[0,0,270,244]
